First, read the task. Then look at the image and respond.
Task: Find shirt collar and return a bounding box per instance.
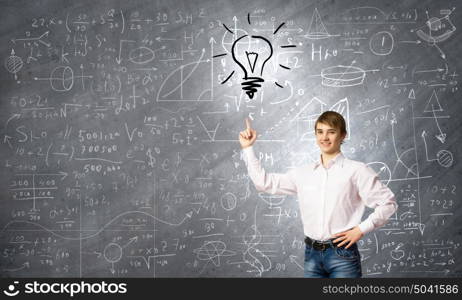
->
[313,152,345,170]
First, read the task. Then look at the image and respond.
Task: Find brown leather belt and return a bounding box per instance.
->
[304,236,334,251]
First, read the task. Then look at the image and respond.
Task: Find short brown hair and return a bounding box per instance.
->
[315,111,347,136]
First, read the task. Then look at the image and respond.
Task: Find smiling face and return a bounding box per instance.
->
[315,122,346,155]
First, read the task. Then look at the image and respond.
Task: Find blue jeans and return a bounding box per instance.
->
[304,240,362,278]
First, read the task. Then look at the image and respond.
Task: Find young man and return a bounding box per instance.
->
[239,111,397,278]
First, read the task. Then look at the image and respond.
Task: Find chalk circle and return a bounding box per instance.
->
[369,31,394,56]
[50,66,74,91]
[128,46,155,64]
[5,54,23,75]
[220,192,237,211]
[321,65,365,87]
[103,242,123,263]
[258,192,285,207]
[437,150,453,168]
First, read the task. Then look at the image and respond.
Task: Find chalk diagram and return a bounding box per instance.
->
[114,29,166,65]
[225,205,276,277]
[321,65,366,87]
[84,236,161,274]
[104,242,123,265]
[420,90,453,168]
[193,241,236,273]
[11,30,51,48]
[128,46,153,64]
[303,8,339,39]
[0,211,193,240]
[390,116,421,181]
[369,31,394,56]
[383,91,454,236]
[241,224,272,276]
[423,90,447,144]
[220,192,237,211]
[156,44,214,102]
[390,243,406,261]
[258,193,286,207]
[100,237,137,273]
[309,59,379,88]
[215,13,297,99]
[4,49,23,81]
[1,210,193,274]
[9,30,51,66]
[412,8,456,59]
[34,65,93,92]
[10,172,68,212]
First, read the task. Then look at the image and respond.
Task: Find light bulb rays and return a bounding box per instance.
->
[216,14,296,99]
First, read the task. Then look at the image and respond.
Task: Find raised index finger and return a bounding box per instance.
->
[245,117,252,129]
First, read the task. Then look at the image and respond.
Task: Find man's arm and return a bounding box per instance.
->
[355,165,398,235]
[239,118,297,195]
[334,164,398,249]
[242,146,297,195]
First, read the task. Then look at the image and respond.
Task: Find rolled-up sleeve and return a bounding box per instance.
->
[242,146,297,195]
[355,165,398,235]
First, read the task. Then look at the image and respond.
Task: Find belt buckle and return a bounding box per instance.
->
[313,241,327,251]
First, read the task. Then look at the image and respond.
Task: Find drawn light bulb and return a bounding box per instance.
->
[231,35,273,99]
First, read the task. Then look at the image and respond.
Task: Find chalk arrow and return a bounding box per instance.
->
[289,255,303,270]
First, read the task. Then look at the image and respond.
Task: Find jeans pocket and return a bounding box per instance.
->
[334,245,359,261]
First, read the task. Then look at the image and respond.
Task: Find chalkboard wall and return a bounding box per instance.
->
[1,0,461,277]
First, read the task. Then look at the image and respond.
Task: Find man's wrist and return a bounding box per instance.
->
[357,221,374,235]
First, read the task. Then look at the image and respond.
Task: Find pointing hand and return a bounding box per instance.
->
[239,117,257,149]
